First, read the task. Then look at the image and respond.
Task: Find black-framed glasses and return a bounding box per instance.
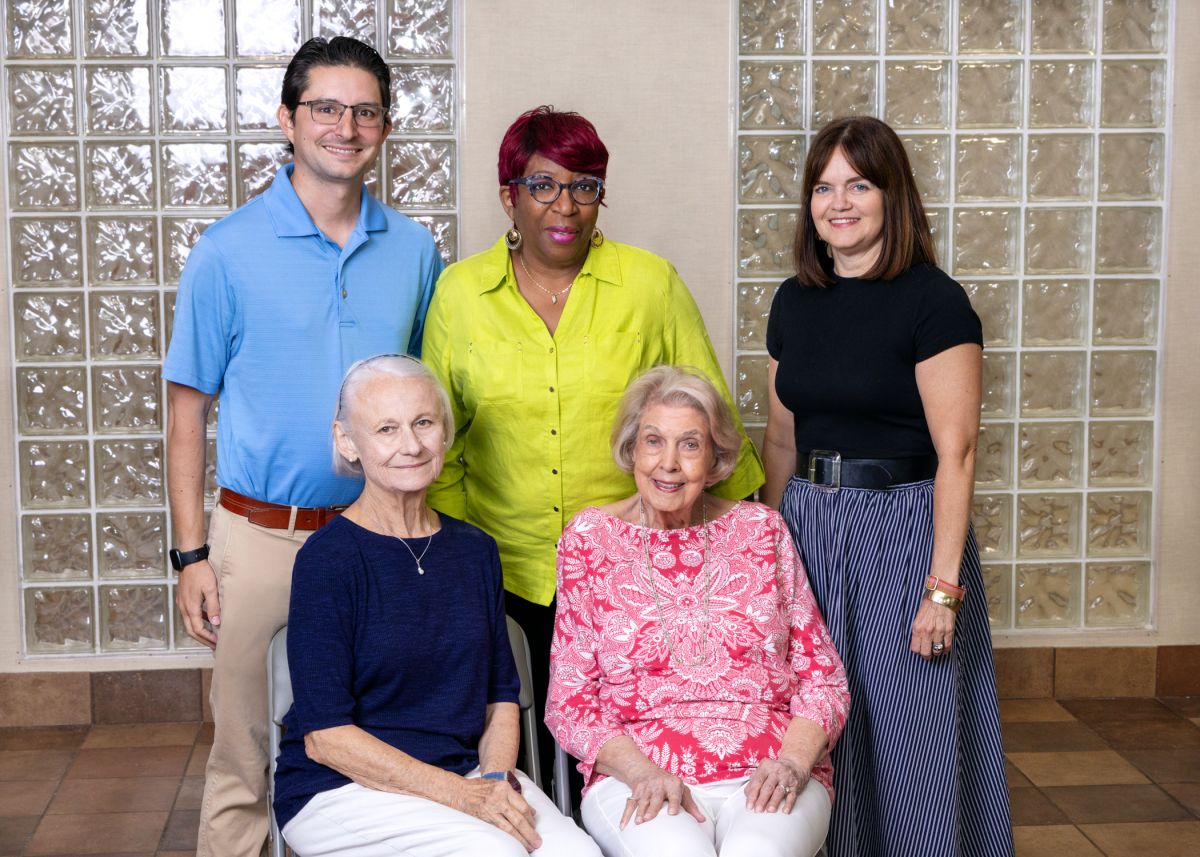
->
[297,99,388,128]
[508,174,605,205]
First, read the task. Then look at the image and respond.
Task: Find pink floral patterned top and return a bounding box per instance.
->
[546,501,850,797]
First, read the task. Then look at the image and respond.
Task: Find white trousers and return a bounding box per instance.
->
[581,774,830,857]
[282,769,601,857]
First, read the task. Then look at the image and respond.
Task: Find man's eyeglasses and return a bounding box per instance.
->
[508,175,605,205]
[297,99,388,128]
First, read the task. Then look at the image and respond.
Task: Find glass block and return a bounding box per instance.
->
[1021,351,1085,416]
[1087,492,1151,557]
[1103,0,1168,52]
[314,0,376,44]
[885,62,948,129]
[388,140,454,209]
[1018,494,1082,558]
[16,366,87,434]
[739,62,804,130]
[885,0,949,54]
[84,66,151,134]
[813,0,876,53]
[811,61,877,128]
[9,143,79,210]
[97,512,165,578]
[95,439,163,506]
[164,217,215,284]
[1095,208,1161,273]
[390,64,453,132]
[388,0,452,58]
[1029,61,1094,128]
[236,0,299,57]
[955,136,1020,201]
[963,280,1017,346]
[957,62,1022,128]
[1031,0,1096,53]
[86,218,158,284]
[1020,421,1085,488]
[161,143,230,209]
[1023,280,1088,345]
[85,0,148,55]
[7,66,76,135]
[205,438,218,501]
[740,0,803,54]
[1091,350,1155,416]
[25,588,93,654]
[1101,61,1165,127]
[1028,135,1093,201]
[101,585,167,651]
[1098,134,1164,200]
[739,136,805,204]
[235,66,286,132]
[952,208,1018,275]
[975,423,1014,489]
[92,365,161,432]
[982,564,1012,628]
[10,217,82,286]
[22,514,92,581]
[411,214,456,265]
[959,0,1023,53]
[1094,279,1158,345]
[1086,561,1150,627]
[88,291,160,360]
[981,352,1015,419]
[739,209,798,277]
[1089,421,1153,487]
[164,289,176,345]
[735,355,770,423]
[20,440,89,508]
[900,135,949,203]
[1025,209,1091,275]
[84,143,154,209]
[973,494,1013,559]
[1015,563,1081,628]
[236,142,290,203]
[737,282,777,351]
[160,0,225,56]
[14,292,85,361]
[925,207,949,268]
[159,66,228,133]
[7,0,73,57]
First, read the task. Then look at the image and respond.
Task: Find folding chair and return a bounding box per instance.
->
[266,625,292,857]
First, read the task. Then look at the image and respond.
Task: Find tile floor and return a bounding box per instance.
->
[0,698,1197,856]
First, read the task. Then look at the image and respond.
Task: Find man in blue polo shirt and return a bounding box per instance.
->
[163,36,442,857]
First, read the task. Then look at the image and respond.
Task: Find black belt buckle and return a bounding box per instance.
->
[807,450,842,491]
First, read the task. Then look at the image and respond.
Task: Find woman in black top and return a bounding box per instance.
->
[761,117,1013,857]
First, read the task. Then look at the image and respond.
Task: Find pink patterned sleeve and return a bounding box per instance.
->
[544,517,626,768]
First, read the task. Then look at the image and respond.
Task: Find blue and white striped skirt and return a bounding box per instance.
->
[781,477,1013,857]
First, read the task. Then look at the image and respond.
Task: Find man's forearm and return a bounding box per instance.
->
[166,383,213,549]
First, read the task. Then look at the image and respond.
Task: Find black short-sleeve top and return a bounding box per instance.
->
[765,264,982,459]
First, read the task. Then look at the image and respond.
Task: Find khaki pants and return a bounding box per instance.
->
[198,503,317,857]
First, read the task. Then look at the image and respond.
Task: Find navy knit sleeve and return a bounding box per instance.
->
[487,537,521,706]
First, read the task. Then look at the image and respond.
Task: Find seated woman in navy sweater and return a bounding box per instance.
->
[273,354,599,857]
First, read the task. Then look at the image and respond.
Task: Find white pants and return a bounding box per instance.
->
[581,774,830,857]
[282,769,600,857]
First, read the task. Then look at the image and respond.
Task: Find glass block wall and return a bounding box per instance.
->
[734,0,1170,634]
[4,0,459,656]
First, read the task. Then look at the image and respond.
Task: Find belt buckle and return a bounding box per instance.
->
[808,450,842,492]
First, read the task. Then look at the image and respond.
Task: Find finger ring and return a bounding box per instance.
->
[781,784,793,794]
[931,642,945,654]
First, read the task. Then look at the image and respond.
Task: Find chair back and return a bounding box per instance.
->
[266,626,290,857]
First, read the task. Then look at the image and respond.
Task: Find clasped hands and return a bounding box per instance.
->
[455,775,542,852]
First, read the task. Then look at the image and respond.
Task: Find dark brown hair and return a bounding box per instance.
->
[793,116,935,286]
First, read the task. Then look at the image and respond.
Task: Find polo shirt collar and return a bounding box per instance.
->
[263,164,389,238]
[477,233,623,295]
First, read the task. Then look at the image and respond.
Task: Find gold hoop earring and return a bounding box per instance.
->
[504,226,523,251]
[590,228,605,248]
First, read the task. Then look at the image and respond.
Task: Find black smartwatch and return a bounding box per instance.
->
[169,543,210,572]
[481,770,522,793]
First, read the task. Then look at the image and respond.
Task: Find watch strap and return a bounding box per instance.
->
[170,543,210,572]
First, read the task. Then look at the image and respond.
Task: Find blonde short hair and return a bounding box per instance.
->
[610,365,741,486]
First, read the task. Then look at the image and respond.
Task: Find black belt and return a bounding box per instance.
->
[797,451,938,490]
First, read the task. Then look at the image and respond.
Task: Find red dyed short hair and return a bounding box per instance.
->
[498,106,609,203]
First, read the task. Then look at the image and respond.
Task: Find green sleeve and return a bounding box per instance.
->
[423,276,469,520]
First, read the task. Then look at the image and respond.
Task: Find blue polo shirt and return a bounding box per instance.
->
[164,165,442,507]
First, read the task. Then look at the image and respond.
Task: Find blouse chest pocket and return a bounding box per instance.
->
[465,340,525,405]
[583,331,650,397]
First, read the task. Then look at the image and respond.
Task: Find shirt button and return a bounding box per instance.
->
[549,347,555,353]
[550,428,557,436]
[553,506,560,512]
[552,469,558,475]
[341,288,347,298]
[549,386,555,393]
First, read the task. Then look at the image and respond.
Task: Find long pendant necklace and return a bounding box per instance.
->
[518,252,573,304]
[638,495,712,667]
[395,532,434,575]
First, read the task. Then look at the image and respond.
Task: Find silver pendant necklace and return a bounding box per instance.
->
[394,532,434,575]
[518,252,573,304]
[638,495,712,667]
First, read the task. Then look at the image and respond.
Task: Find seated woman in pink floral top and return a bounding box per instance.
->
[546,366,850,857]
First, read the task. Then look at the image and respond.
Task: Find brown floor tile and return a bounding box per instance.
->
[0,727,88,752]
[158,852,195,857]
[82,724,200,750]
[1162,783,1200,817]
[1007,751,1150,787]
[158,810,199,851]
[1000,699,1078,723]
[995,648,1055,699]
[194,722,213,745]
[184,745,209,778]
[26,812,168,855]
[1060,698,1178,724]
[1157,646,1200,696]
[1042,783,1192,824]
[1161,696,1200,718]
[0,816,39,855]
[47,778,180,815]
[0,675,91,729]
[1087,718,1200,751]
[1120,749,1200,784]
[1078,820,1200,857]
[0,781,57,817]
[200,669,212,724]
[65,747,190,781]
[1003,721,1108,752]
[1056,647,1157,699]
[1009,787,1069,825]
[1012,824,1103,856]
[1007,759,1033,788]
[0,750,74,782]
[91,672,201,725]
[173,778,203,811]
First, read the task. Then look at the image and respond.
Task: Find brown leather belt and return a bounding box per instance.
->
[218,489,346,530]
